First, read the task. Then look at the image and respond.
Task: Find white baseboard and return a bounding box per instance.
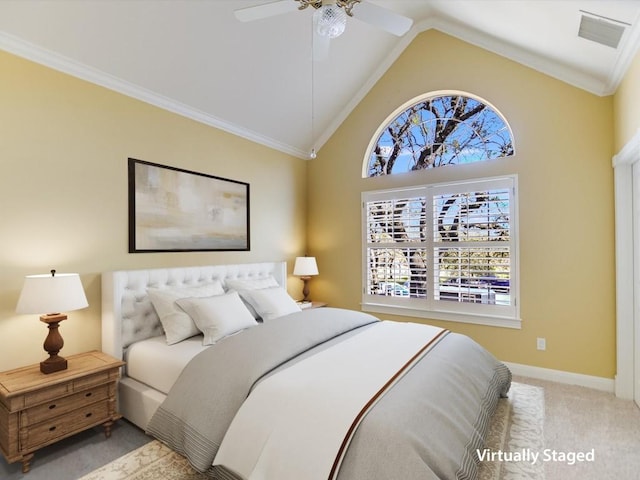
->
[504,362,615,393]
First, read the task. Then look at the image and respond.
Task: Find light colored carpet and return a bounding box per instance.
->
[517,376,640,480]
[79,382,542,480]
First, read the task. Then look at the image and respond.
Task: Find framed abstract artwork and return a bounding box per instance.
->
[128,158,250,252]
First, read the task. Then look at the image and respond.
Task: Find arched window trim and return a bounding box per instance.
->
[361,90,516,178]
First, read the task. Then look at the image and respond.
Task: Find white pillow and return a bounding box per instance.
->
[175,291,258,345]
[147,282,225,345]
[225,276,279,291]
[239,286,301,322]
[225,275,280,318]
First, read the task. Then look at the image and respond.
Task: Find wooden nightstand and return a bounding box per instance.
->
[0,351,124,473]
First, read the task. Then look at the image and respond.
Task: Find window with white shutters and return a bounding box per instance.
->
[362,176,519,328]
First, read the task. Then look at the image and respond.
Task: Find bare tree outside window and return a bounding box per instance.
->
[365,94,514,177]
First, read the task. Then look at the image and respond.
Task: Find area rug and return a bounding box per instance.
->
[478,382,545,480]
[80,382,544,480]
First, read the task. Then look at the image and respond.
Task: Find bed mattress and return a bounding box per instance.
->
[125,335,209,394]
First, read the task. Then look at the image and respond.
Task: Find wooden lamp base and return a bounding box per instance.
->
[300,276,312,303]
[39,313,68,374]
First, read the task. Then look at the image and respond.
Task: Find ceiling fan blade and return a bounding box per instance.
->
[353,1,413,36]
[234,0,299,22]
[313,32,330,62]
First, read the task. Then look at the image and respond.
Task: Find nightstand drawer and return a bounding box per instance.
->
[23,383,71,409]
[73,371,114,391]
[22,399,110,451]
[19,369,114,411]
[22,385,110,426]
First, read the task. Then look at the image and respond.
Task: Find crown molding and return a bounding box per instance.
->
[419,16,613,96]
[0,31,308,159]
[2,9,636,162]
[315,13,629,156]
[605,15,640,95]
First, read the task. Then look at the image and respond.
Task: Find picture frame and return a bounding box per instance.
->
[128,158,250,252]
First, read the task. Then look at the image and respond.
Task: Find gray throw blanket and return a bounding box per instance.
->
[147,308,511,480]
[147,308,378,472]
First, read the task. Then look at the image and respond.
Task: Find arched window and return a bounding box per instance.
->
[361,92,519,328]
[363,92,514,177]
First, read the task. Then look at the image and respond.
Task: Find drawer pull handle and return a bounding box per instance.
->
[48,404,56,410]
[86,412,93,418]
[85,392,92,398]
[49,426,56,432]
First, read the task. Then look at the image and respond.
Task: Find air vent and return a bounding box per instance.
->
[578,11,627,49]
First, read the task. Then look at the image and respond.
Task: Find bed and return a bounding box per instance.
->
[102,261,511,480]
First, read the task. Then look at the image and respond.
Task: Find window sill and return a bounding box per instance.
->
[361,302,521,329]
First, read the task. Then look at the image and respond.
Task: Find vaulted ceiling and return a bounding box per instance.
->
[1,1,639,159]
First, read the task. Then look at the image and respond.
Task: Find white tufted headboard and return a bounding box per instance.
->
[101,262,287,360]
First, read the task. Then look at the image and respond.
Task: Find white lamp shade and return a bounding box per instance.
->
[293,257,319,276]
[16,273,89,314]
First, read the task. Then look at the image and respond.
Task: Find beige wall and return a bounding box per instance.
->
[308,30,616,378]
[0,30,624,379]
[0,51,307,371]
[614,48,640,152]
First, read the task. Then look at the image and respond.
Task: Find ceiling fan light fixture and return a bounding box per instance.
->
[314,4,347,38]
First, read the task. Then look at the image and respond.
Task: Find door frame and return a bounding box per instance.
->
[613,129,640,402]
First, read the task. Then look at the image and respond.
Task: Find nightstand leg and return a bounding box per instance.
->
[21,453,34,473]
[103,420,114,438]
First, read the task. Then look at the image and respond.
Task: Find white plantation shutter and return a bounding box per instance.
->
[364,189,428,306]
[362,176,519,328]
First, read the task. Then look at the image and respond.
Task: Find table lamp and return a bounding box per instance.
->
[16,269,89,374]
[293,257,319,302]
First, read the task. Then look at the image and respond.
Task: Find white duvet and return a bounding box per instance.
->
[213,321,448,480]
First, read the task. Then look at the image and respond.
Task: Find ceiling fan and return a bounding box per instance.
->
[235,0,413,59]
